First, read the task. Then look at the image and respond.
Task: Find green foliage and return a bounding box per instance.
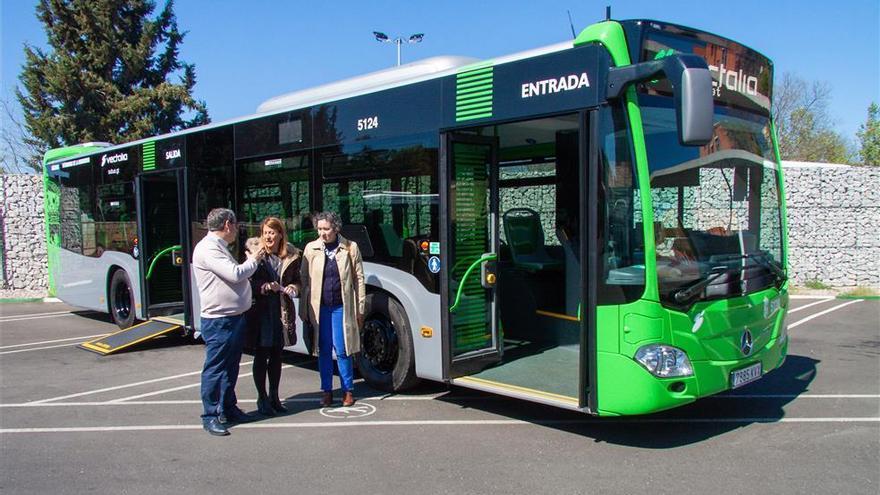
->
[773,73,854,164]
[16,0,209,167]
[839,286,879,298]
[856,103,880,166]
[803,279,833,290]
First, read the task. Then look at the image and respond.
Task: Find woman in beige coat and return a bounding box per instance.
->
[299,211,365,407]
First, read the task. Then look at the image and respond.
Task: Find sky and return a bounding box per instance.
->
[2,0,879,143]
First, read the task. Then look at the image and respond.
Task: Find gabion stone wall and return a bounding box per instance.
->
[783,162,880,287]
[0,164,877,297]
[0,174,48,297]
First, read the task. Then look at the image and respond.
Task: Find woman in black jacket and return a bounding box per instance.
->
[245,216,302,416]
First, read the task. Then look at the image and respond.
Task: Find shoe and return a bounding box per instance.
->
[320,391,333,407]
[256,396,275,417]
[270,395,289,414]
[203,418,229,436]
[220,405,256,424]
[342,391,355,407]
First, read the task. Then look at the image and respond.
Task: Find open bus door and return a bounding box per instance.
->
[439,113,596,412]
[134,168,192,329]
[441,133,502,377]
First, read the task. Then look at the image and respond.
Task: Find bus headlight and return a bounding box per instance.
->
[634,344,694,378]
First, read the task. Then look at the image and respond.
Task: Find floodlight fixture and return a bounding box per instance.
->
[373,31,425,66]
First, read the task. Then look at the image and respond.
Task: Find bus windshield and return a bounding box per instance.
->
[636,25,784,305]
[640,96,783,304]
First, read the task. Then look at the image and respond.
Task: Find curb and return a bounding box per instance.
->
[836,295,880,300]
[0,297,60,303]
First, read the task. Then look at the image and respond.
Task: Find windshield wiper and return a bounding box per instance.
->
[673,265,742,304]
[711,252,787,282]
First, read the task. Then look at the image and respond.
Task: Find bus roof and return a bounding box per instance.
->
[44,40,572,166]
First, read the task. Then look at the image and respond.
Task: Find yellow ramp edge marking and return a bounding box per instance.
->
[79,321,182,355]
[110,325,181,353]
[455,376,579,405]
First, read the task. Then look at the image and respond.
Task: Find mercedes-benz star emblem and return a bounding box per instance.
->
[741,329,753,356]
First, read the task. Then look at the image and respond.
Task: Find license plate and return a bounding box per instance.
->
[731,363,762,388]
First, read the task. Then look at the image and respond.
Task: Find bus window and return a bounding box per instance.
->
[187,127,235,252]
[599,103,644,303]
[53,159,96,256]
[94,146,138,257]
[319,135,439,291]
[236,152,311,247]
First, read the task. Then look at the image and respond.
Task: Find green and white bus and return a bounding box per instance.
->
[43,19,788,416]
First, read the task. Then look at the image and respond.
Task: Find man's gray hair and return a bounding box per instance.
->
[206,208,236,231]
[313,211,342,232]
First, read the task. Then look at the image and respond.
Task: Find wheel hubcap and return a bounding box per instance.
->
[360,315,398,374]
[114,283,131,321]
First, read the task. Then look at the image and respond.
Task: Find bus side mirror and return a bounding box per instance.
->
[606,54,714,146]
[677,65,713,146]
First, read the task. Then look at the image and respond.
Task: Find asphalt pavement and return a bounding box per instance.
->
[1,296,878,494]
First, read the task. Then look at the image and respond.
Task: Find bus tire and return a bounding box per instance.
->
[108,269,136,329]
[358,292,420,392]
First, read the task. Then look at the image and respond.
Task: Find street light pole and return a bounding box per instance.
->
[373,32,424,66]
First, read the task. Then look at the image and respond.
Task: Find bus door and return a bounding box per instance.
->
[135,168,191,325]
[441,133,502,377]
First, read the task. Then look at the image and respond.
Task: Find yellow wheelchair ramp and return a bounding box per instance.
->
[80,320,182,355]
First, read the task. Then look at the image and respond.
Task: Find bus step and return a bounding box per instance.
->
[79,320,182,355]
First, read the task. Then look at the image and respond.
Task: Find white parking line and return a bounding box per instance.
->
[2,416,878,434]
[26,362,254,404]
[2,394,877,408]
[0,313,77,323]
[107,364,294,402]
[0,334,109,350]
[0,310,73,320]
[789,299,863,329]
[788,297,835,314]
[0,342,88,355]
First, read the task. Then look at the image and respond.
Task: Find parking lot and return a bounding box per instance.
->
[1,296,878,494]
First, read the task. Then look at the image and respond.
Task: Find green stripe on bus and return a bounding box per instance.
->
[456,108,494,118]
[456,70,494,83]
[456,100,493,112]
[142,141,156,170]
[455,113,493,122]
[456,66,494,78]
[456,79,493,92]
[455,93,493,105]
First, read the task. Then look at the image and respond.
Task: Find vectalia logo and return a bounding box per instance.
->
[100,152,128,168]
[521,72,590,99]
[708,63,759,97]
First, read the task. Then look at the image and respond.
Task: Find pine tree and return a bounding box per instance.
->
[857,103,880,166]
[16,0,209,165]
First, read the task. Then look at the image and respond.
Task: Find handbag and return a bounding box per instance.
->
[282,307,297,347]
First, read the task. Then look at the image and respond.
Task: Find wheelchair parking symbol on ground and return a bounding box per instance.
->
[319,402,377,419]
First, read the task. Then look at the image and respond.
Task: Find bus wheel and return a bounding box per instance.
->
[109,269,135,329]
[358,292,419,392]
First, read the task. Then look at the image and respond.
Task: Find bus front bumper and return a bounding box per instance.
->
[596,336,788,417]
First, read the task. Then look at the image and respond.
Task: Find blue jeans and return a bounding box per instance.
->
[319,304,354,392]
[200,314,246,420]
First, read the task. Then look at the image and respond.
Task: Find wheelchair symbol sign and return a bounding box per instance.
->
[428,256,441,273]
[320,402,377,419]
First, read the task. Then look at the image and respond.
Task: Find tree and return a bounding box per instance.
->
[0,94,44,174]
[16,0,209,169]
[856,103,880,166]
[772,72,853,164]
